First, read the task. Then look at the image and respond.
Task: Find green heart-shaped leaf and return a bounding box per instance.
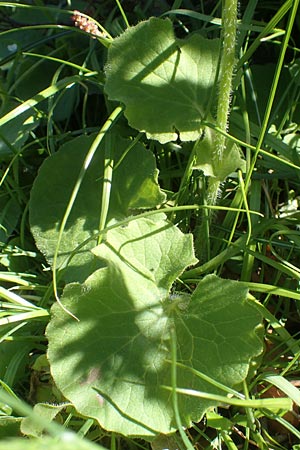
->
[105,18,220,143]
[47,215,263,436]
[29,133,165,282]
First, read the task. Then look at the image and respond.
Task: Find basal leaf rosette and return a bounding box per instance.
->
[105,18,220,143]
[47,215,263,436]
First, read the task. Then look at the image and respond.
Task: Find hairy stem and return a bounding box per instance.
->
[216,0,238,161]
[198,0,238,259]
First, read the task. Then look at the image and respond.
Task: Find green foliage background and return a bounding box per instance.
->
[1,1,300,449]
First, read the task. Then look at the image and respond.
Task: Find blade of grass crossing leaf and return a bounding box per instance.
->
[98,133,115,243]
[241,179,261,282]
[47,66,64,155]
[172,139,197,221]
[261,374,300,407]
[0,76,81,127]
[241,383,255,450]
[221,431,239,450]
[113,132,143,170]
[239,281,300,301]
[97,130,143,237]
[165,386,292,410]
[167,360,245,399]
[115,0,130,28]
[164,386,292,412]
[52,105,124,318]
[170,327,194,450]
[238,170,251,247]
[23,52,95,74]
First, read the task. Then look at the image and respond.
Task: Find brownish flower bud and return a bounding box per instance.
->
[71,10,104,39]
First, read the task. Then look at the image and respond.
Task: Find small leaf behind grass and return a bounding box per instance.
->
[0,417,22,438]
[193,127,246,180]
[21,403,71,438]
[47,214,263,437]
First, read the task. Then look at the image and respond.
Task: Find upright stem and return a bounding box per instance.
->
[208,0,238,200]
[198,0,238,258]
[215,0,238,161]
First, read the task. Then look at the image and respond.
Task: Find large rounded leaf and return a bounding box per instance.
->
[47,215,263,437]
[105,18,220,143]
[29,133,165,282]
